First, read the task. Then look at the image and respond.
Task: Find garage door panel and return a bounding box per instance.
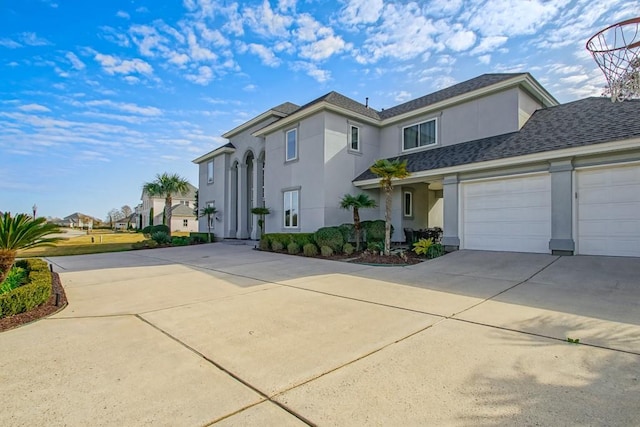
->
[462,174,551,254]
[577,164,640,257]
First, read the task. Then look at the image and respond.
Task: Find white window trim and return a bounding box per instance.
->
[207,160,214,184]
[402,117,438,152]
[285,128,298,162]
[403,191,413,217]
[348,124,360,153]
[283,189,300,229]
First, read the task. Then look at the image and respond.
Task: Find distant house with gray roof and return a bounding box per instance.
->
[139,182,197,231]
[194,73,640,257]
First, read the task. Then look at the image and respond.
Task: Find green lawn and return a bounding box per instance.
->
[19,232,146,257]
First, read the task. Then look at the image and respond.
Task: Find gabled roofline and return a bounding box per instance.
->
[379,73,558,126]
[222,109,289,139]
[252,73,559,137]
[192,143,235,164]
[252,101,380,137]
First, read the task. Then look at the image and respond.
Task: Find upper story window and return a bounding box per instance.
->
[403,118,437,151]
[207,160,214,183]
[349,125,360,151]
[286,128,298,161]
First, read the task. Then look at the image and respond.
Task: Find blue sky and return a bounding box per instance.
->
[1,0,637,220]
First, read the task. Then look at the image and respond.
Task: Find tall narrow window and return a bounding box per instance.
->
[207,160,214,183]
[349,125,360,151]
[283,190,299,228]
[183,219,188,227]
[403,119,437,151]
[403,191,413,217]
[286,128,298,161]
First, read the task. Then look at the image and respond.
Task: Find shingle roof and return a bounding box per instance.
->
[355,97,640,181]
[271,102,300,115]
[378,73,527,119]
[295,91,381,120]
[170,204,196,217]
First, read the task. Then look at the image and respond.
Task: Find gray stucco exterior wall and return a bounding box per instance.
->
[441,174,460,251]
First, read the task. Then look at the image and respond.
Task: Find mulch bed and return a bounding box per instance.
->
[0,271,68,333]
[261,248,424,265]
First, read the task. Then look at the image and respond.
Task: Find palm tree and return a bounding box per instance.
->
[142,173,191,235]
[370,158,410,255]
[250,206,271,238]
[0,213,61,283]
[198,206,218,243]
[339,193,377,251]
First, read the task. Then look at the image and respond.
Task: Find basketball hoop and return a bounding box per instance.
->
[586,17,640,102]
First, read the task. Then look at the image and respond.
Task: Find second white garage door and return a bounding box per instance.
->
[577,164,640,257]
[461,174,551,253]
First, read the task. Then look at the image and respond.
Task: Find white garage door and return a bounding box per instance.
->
[462,174,551,253]
[577,164,640,257]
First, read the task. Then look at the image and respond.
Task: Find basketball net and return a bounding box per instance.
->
[586,17,640,102]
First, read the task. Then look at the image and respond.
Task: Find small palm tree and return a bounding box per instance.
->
[370,158,410,255]
[250,206,271,238]
[142,173,191,235]
[0,213,61,283]
[340,193,377,251]
[198,206,218,243]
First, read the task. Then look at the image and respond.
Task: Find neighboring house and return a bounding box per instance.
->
[193,73,640,257]
[139,183,197,229]
[59,212,100,229]
[170,204,199,232]
[114,214,137,231]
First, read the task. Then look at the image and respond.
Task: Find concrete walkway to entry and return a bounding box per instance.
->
[1,244,638,426]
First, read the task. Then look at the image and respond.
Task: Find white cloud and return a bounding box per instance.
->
[186,65,214,85]
[478,54,491,65]
[339,0,383,26]
[444,25,476,52]
[116,10,130,19]
[243,0,293,38]
[84,100,163,116]
[393,91,412,102]
[246,43,281,67]
[18,104,51,112]
[295,13,332,42]
[291,61,331,83]
[186,29,217,61]
[94,53,154,76]
[65,52,86,70]
[0,38,22,49]
[243,84,257,91]
[471,36,509,55]
[19,32,52,46]
[466,0,565,38]
[300,35,349,61]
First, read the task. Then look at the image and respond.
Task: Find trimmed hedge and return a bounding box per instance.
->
[303,243,318,257]
[0,259,52,319]
[287,242,300,255]
[314,227,344,253]
[361,220,393,242]
[262,233,315,250]
[190,232,215,242]
[142,224,170,236]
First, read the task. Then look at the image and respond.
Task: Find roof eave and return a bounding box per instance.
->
[192,146,235,164]
[353,136,640,189]
[252,101,380,137]
[222,109,288,139]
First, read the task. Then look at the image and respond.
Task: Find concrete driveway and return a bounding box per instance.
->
[1,245,638,426]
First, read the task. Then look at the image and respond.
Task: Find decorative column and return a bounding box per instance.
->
[441,174,460,251]
[227,165,238,238]
[549,159,575,255]
[250,157,262,240]
[236,164,248,239]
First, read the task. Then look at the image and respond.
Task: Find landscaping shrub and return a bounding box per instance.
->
[303,243,318,257]
[143,224,171,237]
[412,238,433,256]
[151,231,172,245]
[287,242,300,255]
[0,266,28,295]
[132,240,158,249]
[171,236,190,246]
[338,223,355,243]
[361,220,391,243]
[292,233,315,247]
[189,232,214,242]
[314,227,344,253]
[343,242,355,255]
[367,241,383,253]
[189,235,206,244]
[0,259,51,318]
[271,240,284,252]
[260,233,314,251]
[320,245,334,257]
[259,237,270,251]
[427,243,445,259]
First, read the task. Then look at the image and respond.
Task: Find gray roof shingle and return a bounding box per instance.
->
[294,91,381,120]
[378,73,527,119]
[271,102,300,115]
[355,97,640,181]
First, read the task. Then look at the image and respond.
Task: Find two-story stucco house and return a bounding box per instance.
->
[139,183,198,232]
[194,73,640,257]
